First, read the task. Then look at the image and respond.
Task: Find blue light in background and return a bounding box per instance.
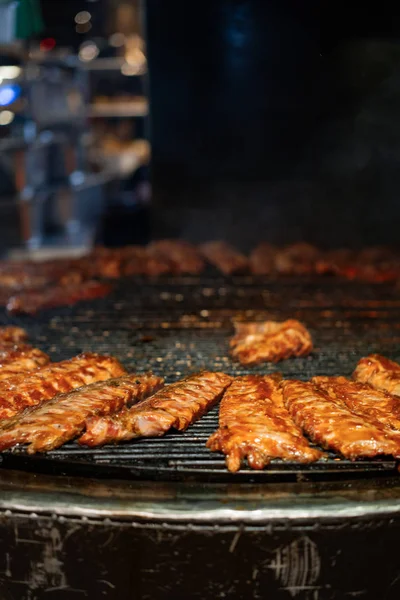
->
[0,84,21,107]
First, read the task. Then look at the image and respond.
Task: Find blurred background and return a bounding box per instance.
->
[1,0,400,257]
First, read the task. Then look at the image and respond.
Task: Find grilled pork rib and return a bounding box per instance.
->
[0,346,50,380]
[0,373,164,453]
[79,371,232,447]
[6,280,112,315]
[282,380,400,459]
[314,375,400,432]
[0,353,125,420]
[148,240,205,274]
[199,241,248,275]
[230,319,313,365]
[353,354,400,397]
[0,327,28,343]
[207,374,321,472]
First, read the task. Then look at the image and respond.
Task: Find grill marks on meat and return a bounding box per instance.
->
[314,375,400,433]
[6,280,112,315]
[207,374,322,472]
[0,327,27,343]
[353,354,400,397]
[79,371,232,447]
[0,353,125,420]
[230,319,313,365]
[199,241,248,275]
[0,346,50,380]
[282,380,400,459]
[0,373,164,453]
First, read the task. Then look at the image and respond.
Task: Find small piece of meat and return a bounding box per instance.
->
[0,346,50,380]
[353,354,400,397]
[282,380,400,459]
[207,374,321,472]
[249,243,276,275]
[120,246,173,277]
[6,280,112,315]
[274,243,319,275]
[313,375,400,433]
[0,373,164,453]
[79,371,232,447]
[230,319,313,365]
[199,241,248,275]
[148,240,205,274]
[315,249,356,276]
[0,353,125,420]
[0,327,27,343]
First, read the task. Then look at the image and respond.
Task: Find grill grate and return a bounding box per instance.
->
[1,275,400,482]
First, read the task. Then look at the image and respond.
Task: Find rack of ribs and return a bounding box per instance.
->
[353,354,400,397]
[6,280,112,315]
[313,375,400,433]
[0,373,164,453]
[0,353,125,420]
[207,374,321,472]
[148,240,205,274]
[281,379,400,459]
[199,241,248,275]
[79,371,232,447]
[230,319,313,365]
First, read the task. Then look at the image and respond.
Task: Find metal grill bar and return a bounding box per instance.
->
[1,276,400,482]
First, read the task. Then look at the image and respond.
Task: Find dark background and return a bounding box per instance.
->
[146,0,400,248]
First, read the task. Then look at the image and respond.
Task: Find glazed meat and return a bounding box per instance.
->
[148,240,205,274]
[120,246,171,277]
[207,374,321,472]
[230,319,313,365]
[79,371,232,447]
[0,373,164,453]
[274,243,319,275]
[314,375,400,433]
[282,380,400,459]
[249,243,276,275]
[199,241,248,275]
[0,327,28,343]
[0,346,50,380]
[6,280,112,315]
[353,354,400,397]
[0,353,125,420]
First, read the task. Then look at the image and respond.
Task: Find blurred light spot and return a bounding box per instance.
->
[40,38,56,52]
[79,41,99,62]
[0,111,14,126]
[0,85,20,106]
[0,66,21,80]
[75,11,91,25]
[121,62,141,76]
[109,33,125,47]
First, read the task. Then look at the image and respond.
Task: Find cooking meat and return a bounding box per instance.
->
[0,373,164,453]
[148,240,205,274]
[79,371,232,447]
[119,246,170,277]
[207,374,321,472]
[274,243,319,275]
[230,319,313,365]
[0,346,50,380]
[0,352,125,420]
[199,241,248,275]
[249,243,276,275]
[6,280,112,315]
[0,327,28,343]
[313,375,400,433]
[282,380,400,459]
[353,354,400,397]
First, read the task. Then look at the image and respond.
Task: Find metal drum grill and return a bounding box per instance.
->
[1,275,400,600]
[0,275,399,483]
